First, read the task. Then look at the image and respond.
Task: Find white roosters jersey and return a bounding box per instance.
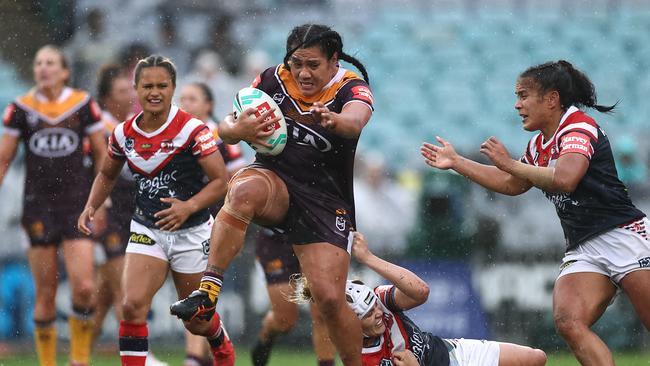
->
[108,106,218,229]
[520,106,644,250]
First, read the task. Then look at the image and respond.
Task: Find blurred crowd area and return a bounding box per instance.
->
[1,0,649,353]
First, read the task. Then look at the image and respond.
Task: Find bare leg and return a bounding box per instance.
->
[252,283,299,366]
[497,342,546,366]
[311,302,336,364]
[295,243,361,366]
[259,282,299,340]
[553,273,616,366]
[93,255,125,342]
[28,246,59,322]
[619,269,650,330]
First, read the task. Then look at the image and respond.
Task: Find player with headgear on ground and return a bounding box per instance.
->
[292,232,547,366]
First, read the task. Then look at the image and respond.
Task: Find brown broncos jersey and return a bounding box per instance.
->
[251,64,373,226]
[3,87,103,210]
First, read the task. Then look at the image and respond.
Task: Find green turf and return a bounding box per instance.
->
[0,349,648,365]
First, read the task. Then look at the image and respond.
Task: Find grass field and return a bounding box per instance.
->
[0,349,649,365]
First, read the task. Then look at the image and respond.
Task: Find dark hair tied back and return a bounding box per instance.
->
[284,24,369,84]
[520,60,616,113]
[133,55,177,86]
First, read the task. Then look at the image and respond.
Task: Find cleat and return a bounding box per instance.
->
[170,290,216,321]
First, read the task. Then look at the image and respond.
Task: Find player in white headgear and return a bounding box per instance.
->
[293,232,548,366]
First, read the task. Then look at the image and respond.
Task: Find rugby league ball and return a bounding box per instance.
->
[233,87,287,156]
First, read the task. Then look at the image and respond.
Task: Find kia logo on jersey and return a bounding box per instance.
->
[28,127,79,157]
[290,122,332,152]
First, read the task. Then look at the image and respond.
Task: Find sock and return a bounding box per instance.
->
[69,306,95,365]
[251,338,274,366]
[318,360,335,366]
[199,272,223,303]
[206,312,223,347]
[34,319,57,366]
[119,321,148,366]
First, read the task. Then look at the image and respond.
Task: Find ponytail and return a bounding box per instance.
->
[520,60,616,113]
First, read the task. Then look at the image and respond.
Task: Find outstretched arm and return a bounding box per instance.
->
[421,136,532,196]
[480,136,588,193]
[351,232,429,311]
[310,102,372,138]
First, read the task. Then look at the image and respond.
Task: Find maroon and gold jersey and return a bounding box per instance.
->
[520,106,644,249]
[2,87,103,209]
[108,106,218,229]
[251,64,373,226]
[362,285,449,366]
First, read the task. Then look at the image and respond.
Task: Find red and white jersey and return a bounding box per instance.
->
[520,106,644,249]
[108,106,218,229]
[362,286,449,366]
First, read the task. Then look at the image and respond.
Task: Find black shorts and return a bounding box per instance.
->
[282,181,354,253]
[22,206,86,246]
[255,228,301,285]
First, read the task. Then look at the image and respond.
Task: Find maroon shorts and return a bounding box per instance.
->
[22,206,86,246]
[254,228,301,285]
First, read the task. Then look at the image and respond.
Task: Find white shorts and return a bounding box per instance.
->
[558,217,650,284]
[125,218,212,274]
[445,338,500,366]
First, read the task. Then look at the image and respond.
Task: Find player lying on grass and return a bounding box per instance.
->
[292,232,547,366]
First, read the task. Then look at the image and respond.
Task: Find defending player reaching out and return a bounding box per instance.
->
[421,60,650,366]
[171,24,374,366]
[78,55,233,366]
[0,45,106,366]
[292,232,547,366]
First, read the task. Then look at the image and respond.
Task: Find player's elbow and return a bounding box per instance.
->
[414,281,430,305]
[552,176,580,193]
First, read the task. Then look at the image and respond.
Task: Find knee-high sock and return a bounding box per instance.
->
[34,318,57,366]
[69,306,95,365]
[119,321,148,366]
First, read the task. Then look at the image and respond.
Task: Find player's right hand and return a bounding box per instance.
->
[77,206,96,235]
[234,108,279,148]
[420,136,458,170]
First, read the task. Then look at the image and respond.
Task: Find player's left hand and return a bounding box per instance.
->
[480,136,515,172]
[392,350,419,366]
[310,102,337,130]
[155,197,195,231]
